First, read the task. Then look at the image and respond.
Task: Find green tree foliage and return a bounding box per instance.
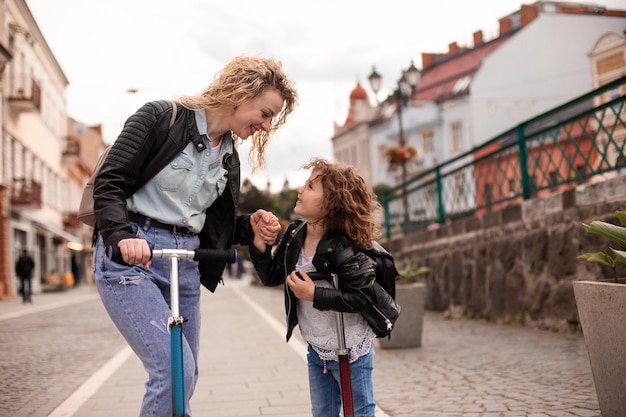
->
[238,178,298,222]
[273,188,299,221]
[373,183,393,205]
[238,178,274,215]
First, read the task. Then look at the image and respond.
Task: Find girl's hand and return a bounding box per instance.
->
[251,210,281,251]
[117,238,152,268]
[286,270,315,301]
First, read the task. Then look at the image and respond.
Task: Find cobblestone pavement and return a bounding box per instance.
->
[0,281,601,417]
[0,286,126,417]
[243,283,601,417]
[371,315,600,417]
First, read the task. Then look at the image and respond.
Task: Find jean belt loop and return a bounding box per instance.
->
[142,216,151,232]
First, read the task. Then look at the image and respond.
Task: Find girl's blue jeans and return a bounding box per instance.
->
[94,223,201,417]
[307,344,376,417]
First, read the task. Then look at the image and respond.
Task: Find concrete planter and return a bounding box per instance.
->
[378,282,425,349]
[573,280,626,417]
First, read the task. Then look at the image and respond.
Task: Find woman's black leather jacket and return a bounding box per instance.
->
[93,100,253,292]
[250,219,389,342]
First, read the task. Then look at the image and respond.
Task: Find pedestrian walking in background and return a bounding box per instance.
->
[236,252,246,278]
[92,55,297,417]
[250,158,391,417]
[15,249,34,304]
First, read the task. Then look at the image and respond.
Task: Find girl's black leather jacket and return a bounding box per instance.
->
[93,100,253,292]
[250,219,386,341]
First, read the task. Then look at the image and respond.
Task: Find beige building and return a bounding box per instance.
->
[0,0,103,299]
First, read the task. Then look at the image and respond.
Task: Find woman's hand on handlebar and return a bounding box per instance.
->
[116,238,152,268]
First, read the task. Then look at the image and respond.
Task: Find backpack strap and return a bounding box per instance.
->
[169,100,177,128]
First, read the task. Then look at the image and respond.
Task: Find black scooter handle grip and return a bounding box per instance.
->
[191,248,237,263]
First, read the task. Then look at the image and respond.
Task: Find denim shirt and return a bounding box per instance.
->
[126,109,233,233]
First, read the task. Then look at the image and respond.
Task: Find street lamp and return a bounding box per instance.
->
[368,61,420,233]
[368,66,382,103]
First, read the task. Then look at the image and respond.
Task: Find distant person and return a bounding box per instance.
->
[92,55,297,417]
[236,253,245,278]
[15,249,34,303]
[250,158,395,417]
[71,255,82,287]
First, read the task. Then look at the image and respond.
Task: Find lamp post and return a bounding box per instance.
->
[368,61,420,233]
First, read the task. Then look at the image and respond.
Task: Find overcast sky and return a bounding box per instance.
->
[26,0,625,192]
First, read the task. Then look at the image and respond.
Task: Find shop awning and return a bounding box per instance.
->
[18,209,83,245]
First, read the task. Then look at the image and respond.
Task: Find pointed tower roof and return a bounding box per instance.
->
[344,82,369,125]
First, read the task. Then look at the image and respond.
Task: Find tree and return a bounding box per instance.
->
[239,178,273,215]
[373,183,393,205]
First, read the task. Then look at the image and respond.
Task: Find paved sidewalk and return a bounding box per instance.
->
[0,285,101,322]
[1,275,601,417]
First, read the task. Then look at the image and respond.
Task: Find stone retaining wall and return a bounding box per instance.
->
[381,174,626,331]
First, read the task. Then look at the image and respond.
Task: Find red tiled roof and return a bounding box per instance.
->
[415,35,511,102]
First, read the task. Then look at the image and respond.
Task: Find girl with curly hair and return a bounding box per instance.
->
[250,158,395,417]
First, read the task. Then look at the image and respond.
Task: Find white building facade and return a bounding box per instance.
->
[471,9,626,144]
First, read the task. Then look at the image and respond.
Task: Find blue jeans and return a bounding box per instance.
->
[307,344,376,417]
[19,274,32,302]
[94,223,201,417]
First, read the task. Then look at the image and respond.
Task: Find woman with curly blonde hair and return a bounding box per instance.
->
[177,55,297,170]
[93,55,297,417]
[250,158,396,417]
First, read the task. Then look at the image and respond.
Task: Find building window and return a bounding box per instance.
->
[451,122,463,152]
[359,138,369,169]
[609,87,622,113]
[453,172,465,199]
[378,144,387,167]
[422,130,434,153]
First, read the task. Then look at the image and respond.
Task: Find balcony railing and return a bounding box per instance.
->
[7,78,41,112]
[10,178,42,208]
[62,136,81,165]
[382,76,626,238]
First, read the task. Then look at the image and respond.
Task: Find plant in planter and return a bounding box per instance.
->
[385,145,417,171]
[378,259,430,349]
[398,259,430,284]
[577,210,626,282]
[574,210,626,417]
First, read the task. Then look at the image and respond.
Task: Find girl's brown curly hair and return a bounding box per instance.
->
[303,158,382,250]
[177,55,298,171]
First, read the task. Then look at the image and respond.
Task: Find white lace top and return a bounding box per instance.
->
[295,249,375,363]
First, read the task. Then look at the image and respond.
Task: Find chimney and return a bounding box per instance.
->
[499,17,512,35]
[520,4,539,27]
[448,42,458,56]
[473,30,483,47]
[90,124,103,135]
[422,53,436,70]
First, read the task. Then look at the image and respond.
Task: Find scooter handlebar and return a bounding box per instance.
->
[106,246,237,266]
[191,248,237,263]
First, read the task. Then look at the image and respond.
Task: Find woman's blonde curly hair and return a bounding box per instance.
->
[177,55,298,170]
[303,158,382,250]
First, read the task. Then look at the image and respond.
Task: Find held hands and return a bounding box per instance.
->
[286,270,315,301]
[250,209,281,251]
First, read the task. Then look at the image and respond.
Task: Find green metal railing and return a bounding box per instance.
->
[382,76,626,238]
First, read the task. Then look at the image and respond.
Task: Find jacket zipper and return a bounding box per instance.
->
[371,303,393,332]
